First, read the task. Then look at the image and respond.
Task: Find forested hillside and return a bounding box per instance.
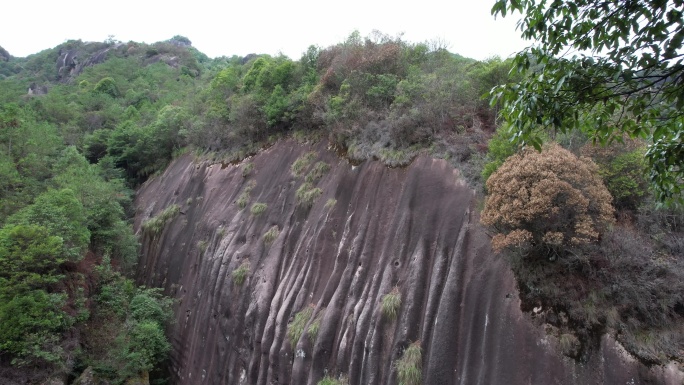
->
[0,30,681,384]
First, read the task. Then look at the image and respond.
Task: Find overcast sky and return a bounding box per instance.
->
[2,0,529,61]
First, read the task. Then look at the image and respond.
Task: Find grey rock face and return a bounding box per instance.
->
[135,140,683,385]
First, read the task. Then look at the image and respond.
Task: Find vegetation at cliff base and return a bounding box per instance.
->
[0,37,185,383]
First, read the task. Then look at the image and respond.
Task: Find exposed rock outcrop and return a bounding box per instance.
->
[72,367,97,385]
[135,140,683,385]
[27,82,48,95]
[56,42,122,82]
[0,45,10,62]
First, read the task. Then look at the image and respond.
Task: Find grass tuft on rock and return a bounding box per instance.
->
[291,152,317,177]
[305,161,330,183]
[237,180,257,209]
[232,261,250,286]
[307,307,325,342]
[197,240,208,254]
[287,305,314,349]
[142,204,180,235]
[241,162,254,177]
[263,225,280,245]
[250,202,267,216]
[317,375,349,385]
[381,286,401,321]
[296,183,323,208]
[396,341,422,385]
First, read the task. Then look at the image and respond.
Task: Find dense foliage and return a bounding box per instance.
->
[189,32,511,171]
[85,271,173,382]
[0,28,681,382]
[485,0,684,363]
[491,0,684,204]
[482,144,615,256]
[0,38,184,383]
[481,142,683,364]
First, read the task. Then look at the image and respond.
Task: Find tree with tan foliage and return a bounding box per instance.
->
[481,144,615,256]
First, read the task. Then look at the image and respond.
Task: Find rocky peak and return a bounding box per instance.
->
[0,45,10,61]
[55,41,123,82]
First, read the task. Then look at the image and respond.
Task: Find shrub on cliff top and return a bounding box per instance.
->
[481,144,614,257]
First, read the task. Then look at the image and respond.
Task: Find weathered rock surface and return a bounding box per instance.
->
[72,367,98,385]
[56,42,122,81]
[0,45,10,61]
[27,82,48,95]
[135,140,683,385]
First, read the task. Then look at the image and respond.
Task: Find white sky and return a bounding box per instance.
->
[2,0,529,61]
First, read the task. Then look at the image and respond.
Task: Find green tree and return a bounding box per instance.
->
[52,147,137,265]
[0,151,21,199]
[0,225,71,366]
[0,104,63,218]
[9,189,90,261]
[581,140,649,211]
[264,84,291,126]
[0,224,65,294]
[480,126,521,184]
[107,105,188,181]
[491,0,684,204]
[122,320,171,373]
[88,282,173,380]
[0,290,70,365]
[129,288,173,326]
[94,77,120,98]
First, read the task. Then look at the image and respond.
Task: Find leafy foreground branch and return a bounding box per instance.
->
[491,0,684,204]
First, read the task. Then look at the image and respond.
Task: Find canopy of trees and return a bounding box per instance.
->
[482,144,615,256]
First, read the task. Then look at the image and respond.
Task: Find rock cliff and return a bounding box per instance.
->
[56,42,120,81]
[0,45,10,61]
[135,140,683,385]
